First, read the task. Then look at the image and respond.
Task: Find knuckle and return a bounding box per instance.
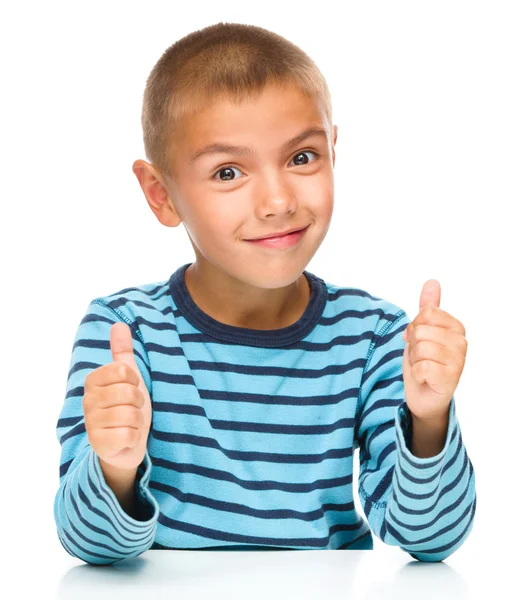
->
[123,404,142,428]
[123,428,135,444]
[135,388,145,407]
[88,426,99,446]
[421,307,432,320]
[128,385,140,405]
[131,426,140,444]
[118,363,127,380]
[82,391,93,412]
[421,340,432,353]
[133,408,144,428]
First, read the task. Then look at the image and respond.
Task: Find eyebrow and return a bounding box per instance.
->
[190,126,330,163]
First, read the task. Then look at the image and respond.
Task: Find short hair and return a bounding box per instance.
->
[140,21,333,179]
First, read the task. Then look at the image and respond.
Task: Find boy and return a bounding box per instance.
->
[54,21,476,566]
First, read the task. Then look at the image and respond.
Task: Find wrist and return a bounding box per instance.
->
[410,409,449,427]
[409,412,449,458]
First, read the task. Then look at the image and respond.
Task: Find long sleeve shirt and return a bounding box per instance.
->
[54,262,477,565]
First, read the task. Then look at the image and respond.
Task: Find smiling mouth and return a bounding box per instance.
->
[246,225,308,241]
[243,225,310,248]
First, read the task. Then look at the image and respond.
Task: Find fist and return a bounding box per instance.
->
[82,322,152,472]
[401,279,467,423]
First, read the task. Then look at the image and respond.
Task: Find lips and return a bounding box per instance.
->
[247,225,308,241]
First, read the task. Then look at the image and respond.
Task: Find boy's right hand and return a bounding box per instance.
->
[83,322,152,472]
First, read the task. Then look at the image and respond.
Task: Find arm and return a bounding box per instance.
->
[53,300,160,565]
[410,413,449,459]
[99,459,140,520]
[356,310,477,562]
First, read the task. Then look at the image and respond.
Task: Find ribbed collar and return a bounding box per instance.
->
[168,262,327,347]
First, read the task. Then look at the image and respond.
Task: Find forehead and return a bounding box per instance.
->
[174,83,328,161]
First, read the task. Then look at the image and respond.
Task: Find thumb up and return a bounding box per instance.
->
[82,322,153,472]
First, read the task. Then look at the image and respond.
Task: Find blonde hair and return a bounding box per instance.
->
[140,21,333,179]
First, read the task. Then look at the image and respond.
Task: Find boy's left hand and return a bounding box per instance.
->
[401,280,467,422]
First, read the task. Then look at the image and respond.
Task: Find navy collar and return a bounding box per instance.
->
[169,263,327,347]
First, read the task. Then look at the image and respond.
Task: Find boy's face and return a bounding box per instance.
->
[134,82,337,289]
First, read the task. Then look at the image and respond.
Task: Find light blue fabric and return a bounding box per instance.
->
[54,262,476,564]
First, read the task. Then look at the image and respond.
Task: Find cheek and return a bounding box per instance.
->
[309,178,334,222]
[190,199,240,242]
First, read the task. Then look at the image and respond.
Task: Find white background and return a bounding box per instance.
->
[1,1,523,597]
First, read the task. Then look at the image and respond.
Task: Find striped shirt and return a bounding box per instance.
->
[54,262,477,565]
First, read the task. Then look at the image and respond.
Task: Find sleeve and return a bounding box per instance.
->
[356,309,477,562]
[53,299,160,565]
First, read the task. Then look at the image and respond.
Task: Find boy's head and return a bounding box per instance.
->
[133,22,337,290]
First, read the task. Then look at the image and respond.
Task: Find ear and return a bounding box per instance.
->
[332,124,338,168]
[131,160,182,227]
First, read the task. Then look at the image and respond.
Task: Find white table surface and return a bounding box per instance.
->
[16,526,512,600]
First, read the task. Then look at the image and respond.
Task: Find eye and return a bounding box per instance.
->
[212,165,243,182]
[290,150,318,167]
[211,150,320,182]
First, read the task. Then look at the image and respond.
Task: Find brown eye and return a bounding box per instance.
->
[211,150,319,182]
[291,150,318,166]
[213,166,242,182]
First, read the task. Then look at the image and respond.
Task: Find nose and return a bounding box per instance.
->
[253,176,299,218]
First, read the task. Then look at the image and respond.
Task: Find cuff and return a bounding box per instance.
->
[93,449,160,527]
[395,395,457,478]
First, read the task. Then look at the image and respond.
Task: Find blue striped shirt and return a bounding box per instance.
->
[54,262,477,565]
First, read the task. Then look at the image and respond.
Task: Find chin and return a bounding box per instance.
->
[240,265,309,289]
